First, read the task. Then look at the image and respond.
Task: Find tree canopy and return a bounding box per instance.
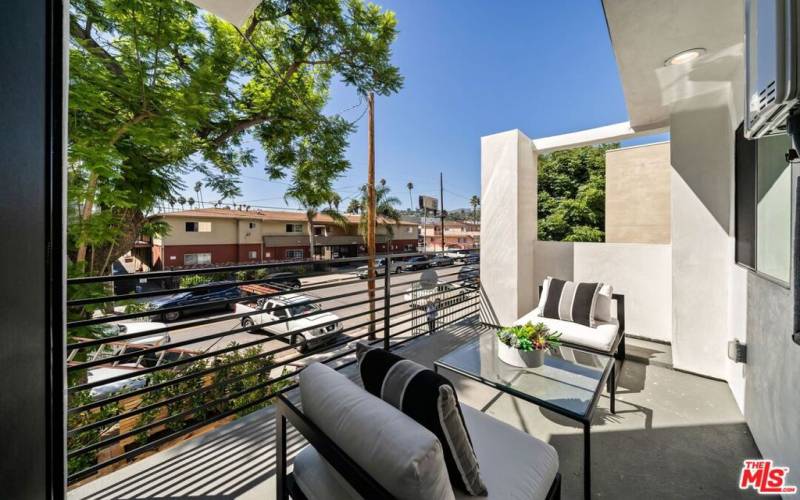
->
[537,143,618,242]
[68,0,402,274]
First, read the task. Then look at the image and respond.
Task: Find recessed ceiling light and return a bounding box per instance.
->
[664,48,706,66]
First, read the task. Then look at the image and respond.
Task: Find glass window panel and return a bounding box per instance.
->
[756,133,792,284]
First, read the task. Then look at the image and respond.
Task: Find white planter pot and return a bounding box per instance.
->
[496,338,546,368]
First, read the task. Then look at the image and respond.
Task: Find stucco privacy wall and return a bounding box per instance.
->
[533,241,672,342]
[480,130,537,325]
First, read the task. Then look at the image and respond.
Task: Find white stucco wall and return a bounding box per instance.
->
[533,241,672,342]
[480,130,537,325]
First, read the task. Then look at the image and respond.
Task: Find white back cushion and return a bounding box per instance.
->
[299,362,455,500]
[595,284,614,322]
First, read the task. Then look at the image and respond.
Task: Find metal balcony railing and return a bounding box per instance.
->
[65,251,480,485]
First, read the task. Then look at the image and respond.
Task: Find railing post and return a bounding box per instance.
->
[383,250,391,350]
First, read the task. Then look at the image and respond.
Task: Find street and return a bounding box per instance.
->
[162,263,476,370]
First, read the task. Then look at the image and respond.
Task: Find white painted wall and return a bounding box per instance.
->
[480,130,537,326]
[533,241,672,342]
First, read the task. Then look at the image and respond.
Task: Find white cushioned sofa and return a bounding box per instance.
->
[276,362,561,500]
[518,282,626,360]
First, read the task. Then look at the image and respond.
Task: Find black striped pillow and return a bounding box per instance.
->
[542,278,602,327]
[356,343,488,496]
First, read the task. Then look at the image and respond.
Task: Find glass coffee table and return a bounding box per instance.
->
[434,331,616,500]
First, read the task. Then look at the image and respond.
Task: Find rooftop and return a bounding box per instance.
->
[153,207,417,226]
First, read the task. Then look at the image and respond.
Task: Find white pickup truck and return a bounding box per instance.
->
[240,294,343,352]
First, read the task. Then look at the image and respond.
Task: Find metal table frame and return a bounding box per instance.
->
[434,335,617,500]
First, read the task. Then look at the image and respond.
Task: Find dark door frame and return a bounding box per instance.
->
[0,0,66,497]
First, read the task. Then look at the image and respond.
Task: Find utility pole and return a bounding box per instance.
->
[440,172,445,252]
[366,92,377,339]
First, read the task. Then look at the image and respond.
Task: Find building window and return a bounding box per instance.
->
[248,222,256,229]
[405,244,414,251]
[734,123,792,285]
[286,223,303,233]
[286,249,304,260]
[248,250,258,259]
[185,221,211,232]
[184,252,212,265]
[407,226,413,233]
[314,225,327,236]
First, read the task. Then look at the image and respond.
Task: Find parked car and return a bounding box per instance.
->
[428,255,454,267]
[459,264,479,288]
[463,253,480,265]
[398,255,431,272]
[444,249,472,262]
[240,294,343,352]
[264,272,302,290]
[148,281,241,321]
[356,258,402,278]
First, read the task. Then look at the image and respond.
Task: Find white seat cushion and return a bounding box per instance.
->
[515,307,619,352]
[456,405,558,500]
[293,403,559,500]
[299,362,455,500]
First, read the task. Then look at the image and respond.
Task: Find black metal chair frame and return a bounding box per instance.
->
[276,393,562,500]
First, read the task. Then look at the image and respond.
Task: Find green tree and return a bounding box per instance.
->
[358,182,402,240]
[68,0,402,275]
[537,143,617,242]
[285,178,348,260]
[406,181,414,209]
[346,198,362,214]
[469,195,480,223]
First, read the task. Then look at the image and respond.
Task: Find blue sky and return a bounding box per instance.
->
[182,0,667,211]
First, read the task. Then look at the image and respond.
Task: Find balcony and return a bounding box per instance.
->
[67,317,758,499]
[65,253,761,499]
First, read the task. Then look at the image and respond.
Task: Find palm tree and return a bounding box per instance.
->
[285,179,347,260]
[194,181,203,207]
[346,199,361,214]
[187,197,195,209]
[470,195,480,223]
[177,195,186,210]
[358,183,402,243]
[406,181,414,210]
[328,192,342,211]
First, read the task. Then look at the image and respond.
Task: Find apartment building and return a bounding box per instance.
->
[148,208,419,269]
[420,220,480,251]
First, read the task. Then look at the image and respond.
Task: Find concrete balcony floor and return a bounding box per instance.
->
[69,317,761,499]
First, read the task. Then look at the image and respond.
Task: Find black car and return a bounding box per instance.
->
[148,281,241,321]
[458,265,479,288]
[399,256,431,271]
[428,255,454,267]
[264,272,302,290]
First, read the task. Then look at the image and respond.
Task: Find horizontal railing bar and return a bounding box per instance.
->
[69,327,379,453]
[67,311,388,411]
[67,298,389,374]
[67,284,385,349]
[67,274,378,328]
[67,266,393,307]
[67,326,379,436]
[66,313,479,482]
[68,277,474,351]
[67,251,455,284]
[67,308,386,390]
[67,265,470,328]
[388,306,480,342]
[388,295,479,329]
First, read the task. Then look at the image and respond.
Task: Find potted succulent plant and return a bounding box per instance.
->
[496,322,562,368]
